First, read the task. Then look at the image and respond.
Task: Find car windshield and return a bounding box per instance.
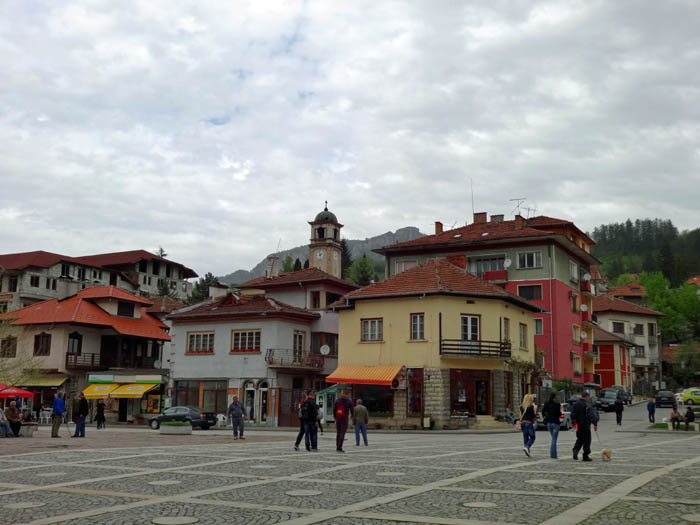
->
[602,393,618,399]
[658,391,672,396]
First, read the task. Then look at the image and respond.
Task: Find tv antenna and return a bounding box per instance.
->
[470,178,475,220]
[510,198,526,216]
[524,205,538,218]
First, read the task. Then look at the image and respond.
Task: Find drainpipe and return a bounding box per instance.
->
[549,243,555,378]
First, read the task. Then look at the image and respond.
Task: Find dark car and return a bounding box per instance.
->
[598,391,620,412]
[621,391,632,405]
[149,406,217,430]
[655,390,675,408]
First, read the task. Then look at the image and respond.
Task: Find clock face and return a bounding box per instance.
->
[333,251,339,260]
[315,250,325,260]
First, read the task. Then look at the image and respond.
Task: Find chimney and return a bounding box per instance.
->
[435,221,443,235]
[514,214,524,229]
[265,254,280,278]
[446,253,467,269]
[490,214,504,223]
[473,212,487,224]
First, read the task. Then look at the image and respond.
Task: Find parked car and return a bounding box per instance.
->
[149,406,217,430]
[675,390,685,406]
[655,390,675,408]
[599,391,621,412]
[621,391,632,405]
[681,388,700,405]
[536,402,572,430]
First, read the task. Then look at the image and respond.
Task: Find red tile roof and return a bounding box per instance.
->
[75,250,197,278]
[661,343,700,361]
[168,293,319,322]
[238,268,358,291]
[608,283,646,297]
[593,326,630,344]
[0,287,170,340]
[592,294,663,317]
[688,276,700,286]
[146,297,186,315]
[335,259,540,311]
[0,251,82,271]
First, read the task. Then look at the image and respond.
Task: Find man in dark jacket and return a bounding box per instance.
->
[647,398,656,423]
[301,393,319,451]
[72,393,89,438]
[614,397,624,426]
[541,393,561,459]
[571,393,599,462]
[685,406,696,431]
[294,391,310,451]
[334,390,355,453]
[228,395,246,440]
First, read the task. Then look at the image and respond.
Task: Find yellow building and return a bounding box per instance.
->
[329,256,540,429]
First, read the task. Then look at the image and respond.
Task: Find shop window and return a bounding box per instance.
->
[517,285,542,301]
[117,301,135,317]
[354,384,393,416]
[407,368,423,416]
[0,336,17,358]
[361,319,383,341]
[202,380,228,413]
[231,330,260,352]
[67,332,82,355]
[34,332,51,356]
[175,380,200,407]
[188,332,215,353]
[450,369,469,414]
[410,313,425,340]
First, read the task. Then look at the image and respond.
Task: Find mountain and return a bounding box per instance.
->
[218,226,425,285]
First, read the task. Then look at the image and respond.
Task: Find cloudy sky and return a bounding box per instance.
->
[2,1,699,276]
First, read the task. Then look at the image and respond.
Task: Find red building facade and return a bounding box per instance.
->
[592,326,632,391]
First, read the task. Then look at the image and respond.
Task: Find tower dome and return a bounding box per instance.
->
[314,202,338,223]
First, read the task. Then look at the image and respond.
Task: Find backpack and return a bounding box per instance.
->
[335,401,346,420]
[300,400,314,421]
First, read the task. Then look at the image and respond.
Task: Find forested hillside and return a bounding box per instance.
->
[590,219,700,284]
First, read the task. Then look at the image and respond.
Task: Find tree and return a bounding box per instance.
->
[293,258,302,271]
[373,259,385,281]
[156,246,167,258]
[340,239,353,279]
[347,255,376,286]
[187,272,220,304]
[0,320,44,387]
[303,259,309,269]
[660,241,676,285]
[282,256,294,273]
[671,342,700,388]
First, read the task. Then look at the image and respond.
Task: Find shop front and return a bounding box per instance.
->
[17,374,69,420]
[84,373,164,425]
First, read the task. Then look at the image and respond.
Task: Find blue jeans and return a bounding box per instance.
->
[355,423,368,445]
[547,422,559,458]
[231,418,244,437]
[521,422,536,449]
[74,416,86,437]
[304,421,318,450]
[0,421,11,437]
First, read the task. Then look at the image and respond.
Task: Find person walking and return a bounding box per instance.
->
[647,397,656,423]
[541,393,561,459]
[95,399,106,429]
[614,396,624,426]
[72,393,89,438]
[334,390,354,453]
[294,391,310,451]
[519,393,536,457]
[5,401,22,437]
[0,406,13,437]
[571,392,598,462]
[51,392,66,438]
[300,392,319,451]
[669,405,682,431]
[353,398,369,446]
[684,406,696,431]
[228,395,246,440]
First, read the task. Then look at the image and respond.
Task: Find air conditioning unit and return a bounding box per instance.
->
[391,377,407,390]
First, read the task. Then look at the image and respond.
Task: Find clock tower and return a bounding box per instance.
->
[309,202,343,278]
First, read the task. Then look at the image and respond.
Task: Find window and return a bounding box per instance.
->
[395,261,417,274]
[573,325,581,344]
[30,275,40,287]
[411,313,425,340]
[231,330,260,352]
[52,279,57,290]
[0,302,8,313]
[311,332,338,355]
[519,323,528,349]
[470,255,505,277]
[361,319,383,341]
[592,345,600,364]
[187,332,215,353]
[293,330,305,361]
[407,368,424,416]
[77,267,86,280]
[648,323,656,336]
[91,269,99,279]
[139,260,148,272]
[517,251,542,269]
[573,355,582,374]
[0,277,3,292]
[461,315,480,342]
[634,346,645,358]
[67,332,82,355]
[517,285,542,301]
[152,261,160,275]
[571,293,578,313]
[117,301,135,317]
[353,384,393,415]
[503,318,510,341]
[311,291,321,309]
[317,227,325,239]
[60,263,70,277]
[569,261,579,283]
[633,324,644,336]
[612,321,625,334]
[9,275,18,292]
[0,336,17,358]
[534,318,543,335]
[165,264,171,278]
[33,332,51,356]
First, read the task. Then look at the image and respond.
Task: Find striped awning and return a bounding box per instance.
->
[325,365,404,385]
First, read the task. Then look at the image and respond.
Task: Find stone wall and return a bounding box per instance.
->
[491,370,505,417]
[424,367,451,428]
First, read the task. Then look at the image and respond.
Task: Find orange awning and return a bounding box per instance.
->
[326,365,404,385]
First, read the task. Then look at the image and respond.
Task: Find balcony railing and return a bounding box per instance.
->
[648,335,658,345]
[65,353,105,370]
[439,339,511,358]
[265,348,324,369]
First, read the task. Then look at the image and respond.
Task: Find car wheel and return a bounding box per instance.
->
[150,419,160,430]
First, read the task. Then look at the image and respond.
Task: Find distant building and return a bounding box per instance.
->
[375,212,599,387]
[0,250,197,312]
[607,282,647,307]
[592,326,633,392]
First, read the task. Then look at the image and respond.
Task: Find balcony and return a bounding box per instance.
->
[265,348,324,370]
[582,342,592,353]
[482,270,508,282]
[648,335,658,346]
[65,353,106,370]
[583,372,597,384]
[439,339,511,358]
[581,310,592,323]
[580,281,592,294]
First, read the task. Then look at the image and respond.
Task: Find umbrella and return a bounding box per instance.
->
[0,384,34,399]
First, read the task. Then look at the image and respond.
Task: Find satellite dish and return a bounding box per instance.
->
[154,360,162,368]
[580,304,588,312]
[580,332,587,340]
[320,345,330,356]
[504,259,512,269]
[583,273,591,281]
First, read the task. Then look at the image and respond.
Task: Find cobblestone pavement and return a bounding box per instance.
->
[1,407,700,524]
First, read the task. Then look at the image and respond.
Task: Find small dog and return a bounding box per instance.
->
[601,449,612,462]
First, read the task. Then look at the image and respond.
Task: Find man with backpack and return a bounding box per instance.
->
[333,390,354,453]
[294,391,310,451]
[571,392,599,462]
[300,392,319,451]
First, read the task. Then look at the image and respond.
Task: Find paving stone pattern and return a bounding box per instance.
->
[1,424,700,524]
